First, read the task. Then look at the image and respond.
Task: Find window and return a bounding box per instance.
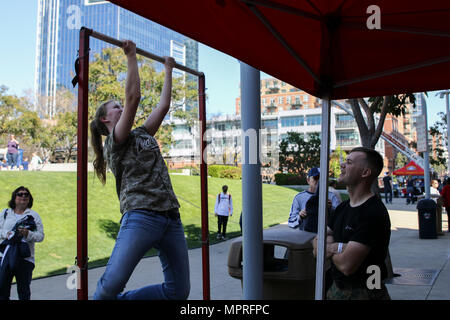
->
[281,116,304,127]
[336,130,359,146]
[173,125,190,135]
[306,114,321,126]
[336,114,354,122]
[286,96,291,104]
[279,97,283,104]
[262,119,278,129]
[174,140,193,149]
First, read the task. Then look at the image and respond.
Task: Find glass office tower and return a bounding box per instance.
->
[35,0,198,117]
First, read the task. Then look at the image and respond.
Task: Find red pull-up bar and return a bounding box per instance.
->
[76,27,209,300]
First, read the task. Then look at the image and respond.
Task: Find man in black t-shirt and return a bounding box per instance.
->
[382,172,393,204]
[313,147,391,300]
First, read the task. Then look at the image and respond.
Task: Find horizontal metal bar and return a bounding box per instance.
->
[241,0,322,21]
[341,21,450,38]
[89,28,203,77]
[246,5,323,86]
[334,54,450,89]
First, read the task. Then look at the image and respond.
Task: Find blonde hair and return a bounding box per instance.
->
[90,100,113,185]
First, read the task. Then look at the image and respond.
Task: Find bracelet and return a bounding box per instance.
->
[337,242,343,254]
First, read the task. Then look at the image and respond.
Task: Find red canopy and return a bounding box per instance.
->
[393,160,425,176]
[108,0,450,99]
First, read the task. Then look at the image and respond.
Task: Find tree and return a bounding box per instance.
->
[329,146,346,178]
[0,86,43,148]
[348,95,417,149]
[347,94,417,195]
[395,152,407,169]
[278,132,321,175]
[429,111,448,170]
[88,47,198,154]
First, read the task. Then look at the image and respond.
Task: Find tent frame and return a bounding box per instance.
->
[75,27,210,300]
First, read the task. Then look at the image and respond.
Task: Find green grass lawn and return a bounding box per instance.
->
[0,172,298,279]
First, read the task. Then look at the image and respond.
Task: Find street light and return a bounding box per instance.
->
[437,90,450,177]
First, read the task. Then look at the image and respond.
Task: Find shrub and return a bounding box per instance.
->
[275,173,307,185]
[208,165,242,180]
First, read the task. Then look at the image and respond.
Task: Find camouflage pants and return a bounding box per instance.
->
[327,281,391,300]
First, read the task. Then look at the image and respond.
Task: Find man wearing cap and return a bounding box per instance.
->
[288,167,340,229]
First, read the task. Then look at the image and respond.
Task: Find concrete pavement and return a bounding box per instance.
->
[9,196,450,300]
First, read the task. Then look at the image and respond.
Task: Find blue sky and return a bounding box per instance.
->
[0,1,447,127]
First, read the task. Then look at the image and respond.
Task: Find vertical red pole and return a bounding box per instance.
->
[198,74,210,300]
[77,27,91,300]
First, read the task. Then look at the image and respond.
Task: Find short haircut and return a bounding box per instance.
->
[222,185,228,193]
[8,186,34,210]
[349,147,384,181]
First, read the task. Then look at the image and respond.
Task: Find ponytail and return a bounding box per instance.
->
[90,100,112,185]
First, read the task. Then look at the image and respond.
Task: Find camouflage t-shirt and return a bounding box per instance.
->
[104,126,180,214]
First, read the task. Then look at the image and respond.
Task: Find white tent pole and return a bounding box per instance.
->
[315,97,331,300]
[422,94,431,198]
[240,61,263,299]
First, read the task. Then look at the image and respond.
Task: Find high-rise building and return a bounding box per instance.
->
[35,0,198,117]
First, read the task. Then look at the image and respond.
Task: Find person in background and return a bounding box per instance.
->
[21,157,29,171]
[30,153,43,171]
[214,185,233,240]
[440,178,450,232]
[1,159,8,170]
[288,167,340,229]
[328,180,342,204]
[0,186,45,300]
[6,134,19,170]
[406,178,415,205]
[382,172,393,204]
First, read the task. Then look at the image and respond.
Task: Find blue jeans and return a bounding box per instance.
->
[0,259,35,300]
[384,189,392,203]
[6,153,18,169]
[93,209,190,300]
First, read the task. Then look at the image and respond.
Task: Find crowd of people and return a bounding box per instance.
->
[1,135,43,171]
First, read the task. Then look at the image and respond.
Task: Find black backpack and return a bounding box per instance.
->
[299,185,330,233]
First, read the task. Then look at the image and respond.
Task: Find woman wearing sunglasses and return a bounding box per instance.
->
[0,186,44,300]
[89,40,189,300]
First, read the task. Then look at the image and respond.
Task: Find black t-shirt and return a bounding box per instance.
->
[328,196,391,285]
[383,176,392,190]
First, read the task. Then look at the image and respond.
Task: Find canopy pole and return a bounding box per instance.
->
[315,97,331,300]
[198,74,210,300]
[76,27,91,301]
[422,95,431,199]
[240,61,263,299]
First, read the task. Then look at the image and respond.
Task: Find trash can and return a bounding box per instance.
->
[417,199,437,239]
[228,224,322,299]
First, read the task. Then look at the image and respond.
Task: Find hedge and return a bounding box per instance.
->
[208,165,242,179]
[274,173,308,185]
